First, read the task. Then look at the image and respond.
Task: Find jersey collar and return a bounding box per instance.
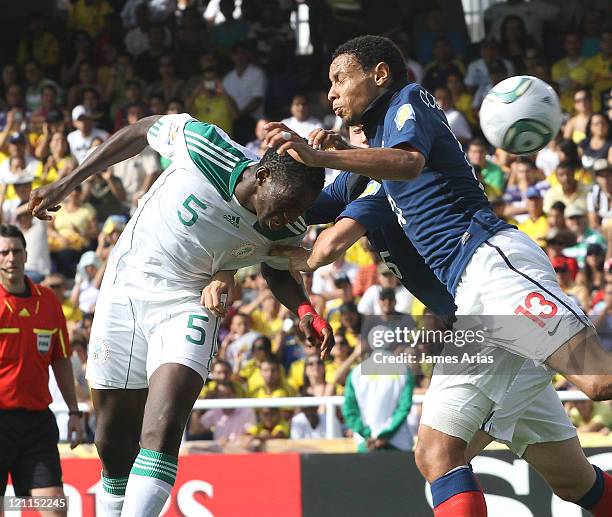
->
[361,80,408,140]
[0,276,39,299]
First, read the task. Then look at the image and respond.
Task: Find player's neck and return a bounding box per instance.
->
[233,166,257,213]
[2,276,28,296]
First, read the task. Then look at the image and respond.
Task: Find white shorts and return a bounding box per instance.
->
[421,228,589,445]
[86,284,220,390]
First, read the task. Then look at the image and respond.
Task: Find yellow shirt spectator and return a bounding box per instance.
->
[585,51,612,104]
[250,309,283,337]
[199,380,246,399]
[191,94,234,137]
[551,57,589,113]
[17,32,60,69]
[240,359,288,393]
[344,239,373,267]
[248,384,295,399]
[248,419,290,438]
[287,358,336,391]
[518,215,548,247]
[569,401,612,430]
[69,0,114,38]
[62,298,82,323]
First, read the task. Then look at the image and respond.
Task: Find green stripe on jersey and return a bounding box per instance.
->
[184,121,254,201]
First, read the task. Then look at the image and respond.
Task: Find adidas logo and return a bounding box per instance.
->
[224,215,240,228]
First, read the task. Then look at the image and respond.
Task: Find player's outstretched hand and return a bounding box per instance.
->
[68,413,85,449]
[307,128,350,151]
[270,245,314,283]
[263,122,320,166]
[201,270,236,318]
[29,176,74,220]
[298,313,335,360]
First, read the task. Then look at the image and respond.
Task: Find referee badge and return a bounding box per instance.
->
[36,334,52,355]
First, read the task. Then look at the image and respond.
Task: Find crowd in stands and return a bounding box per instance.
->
[1,0,611,449]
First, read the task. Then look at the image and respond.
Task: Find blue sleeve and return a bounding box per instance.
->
[384,85,435,160]
[338,184,397,233]
[305,172,351,225]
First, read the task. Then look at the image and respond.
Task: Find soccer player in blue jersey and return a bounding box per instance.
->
[264,36,612,516]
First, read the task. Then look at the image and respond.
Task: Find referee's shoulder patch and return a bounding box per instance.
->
[394,103,415,131]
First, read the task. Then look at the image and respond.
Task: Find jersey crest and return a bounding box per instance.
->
[394,103,415,131]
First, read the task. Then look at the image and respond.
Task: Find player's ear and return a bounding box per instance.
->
[255,166,271,185]
[373,62,391,87]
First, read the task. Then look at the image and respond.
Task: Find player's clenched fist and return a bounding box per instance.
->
[29,176,74,220]
[201,270,236,318]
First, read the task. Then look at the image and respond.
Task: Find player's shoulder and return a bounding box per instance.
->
[183,117,259,162]
[33,283,62,308]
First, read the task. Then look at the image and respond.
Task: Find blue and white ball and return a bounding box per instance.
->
[480,75,562,155]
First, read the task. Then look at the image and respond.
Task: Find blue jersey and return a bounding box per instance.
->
[307,172,456,321]
[362,82,513,295]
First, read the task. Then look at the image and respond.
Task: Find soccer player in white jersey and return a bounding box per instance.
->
[29,113,333,517]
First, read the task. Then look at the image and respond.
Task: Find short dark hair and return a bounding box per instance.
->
[332,35,407,84]
[261,356,281,367]
[259,147,325,200]
[469,137,488,149]
[557,160,575,171]
[514,156,535,168]
[550,201,566,213]
[0,224,26,249]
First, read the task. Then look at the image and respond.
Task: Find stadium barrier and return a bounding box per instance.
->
[51,390,592,439]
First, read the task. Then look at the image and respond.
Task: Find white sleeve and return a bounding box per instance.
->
[450,112,473,142]
[587,189,596,214]
[146,113,194,160]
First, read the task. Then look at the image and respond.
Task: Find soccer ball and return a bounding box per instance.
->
[479,75,562,155]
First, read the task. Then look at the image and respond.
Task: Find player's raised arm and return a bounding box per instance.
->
[265,122,425,181]
[29,114,162,220]
[260,263,334,359]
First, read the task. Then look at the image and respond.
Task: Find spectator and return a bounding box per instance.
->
[247,407,289,451]
[67,105,109,164]
[467,138,505,193]
[545,229,579,280]
[550,138,592,187]
[148,55,185,104]
[222,42,267,144]
[42,273,83,329]
[16,14,60,71]
[66,62,100,110]
[0,84,29,134]
[186,67,238,136]
[337,302,362,348]
[472,58,509,111]
[281,95,323,139]
[111,79,144,132]
[108,104,160,213]
[390,29,423,84]
[189,382,256,443]
[208,0,250,49]
[543,161,590,214]
[563,88,594,145]
[580,113,612,171]
[71,251,102,314]
[81,162,127,222]
[173,7,209,78]
[496,15,538,74]
[312,255,358,299]
[446,72,475,127]
[36,131,77,189]
[324,274,355,327]
[422,37,465,93]
[148,94,166,116]
[238,289,285,339]
[580,10,604,58]
[59,31,93,87]
[23,62,61,114]
[503,157,547,220]
[15,202,51,279]
[584,29,612,111]
[567,397,612,435]
[464,39,514,94]
[0,156,37,225]
[564,204,607,267]
[48,186,96,279]
[30,86,64,140]
[578,243,606,295]
[552,31,589,114]
[415,7,469,65]
[124,3,151,57]
[343,346,415,452]
[237,336,275,393]
[134,25,171,82]
[290,393,342,439]
[588,159,612,231]
[95,215,126,263]
[552,255,590,310]
[201,358,246,399]
[518,187,548,246]
[0,224,84,507]
[69,0,114,38]
[352,247,380,299]
[80,88,111,133]
[183,51,220,96]
[547,201,567,231]
[590,280,612,351]
[219,312,260,370]
[246,118,269,157]
[248,357,294,398]
[0,133,41,203]
[302,356,335,398]
[358,263,413,316]
[433,87,472,146]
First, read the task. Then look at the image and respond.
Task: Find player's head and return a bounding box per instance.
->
[329,35,406,125]
[253,147,325,231]
[0,224,27,285]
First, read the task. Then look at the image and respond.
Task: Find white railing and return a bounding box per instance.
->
[51,391,591,440]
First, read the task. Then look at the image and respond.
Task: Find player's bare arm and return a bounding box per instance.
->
[29,115,162,220]
[264,122,425,181]
[261,263,334,359]
[272,217,367,273]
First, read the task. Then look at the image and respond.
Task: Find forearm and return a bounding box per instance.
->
[65,115,160,190]
[313,147,424,181]
[308,218,366,270]
[51,358,79,411]
[261,263,309,315]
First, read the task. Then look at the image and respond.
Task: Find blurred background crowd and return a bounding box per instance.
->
[0,0,611,450]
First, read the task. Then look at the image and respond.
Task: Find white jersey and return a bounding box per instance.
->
[104,113,306,301]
